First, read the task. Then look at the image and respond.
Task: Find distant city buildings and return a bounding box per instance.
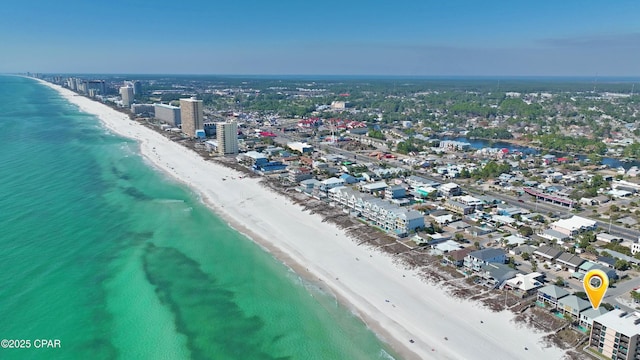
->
[130,104,154,115]
[119,86,134,108]
[216,121,238,155]
[179,97,203,138]
[154,103,181,127]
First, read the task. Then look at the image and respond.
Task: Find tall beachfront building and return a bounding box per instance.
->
[216,121,238,155]
[154,103,181,127]
[179,97,203,138]
[119,86,134,108]
[589,309,640,360]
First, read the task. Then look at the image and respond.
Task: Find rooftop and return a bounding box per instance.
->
[593,309,640,337]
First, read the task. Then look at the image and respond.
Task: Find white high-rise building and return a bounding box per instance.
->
[154,103,181,127]
[119,86,134,108]
[216,121,238,155]
[179,97,203,137]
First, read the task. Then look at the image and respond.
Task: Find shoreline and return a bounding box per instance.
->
[36,78,566,360]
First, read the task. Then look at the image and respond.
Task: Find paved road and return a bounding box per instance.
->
[273,131,638,241]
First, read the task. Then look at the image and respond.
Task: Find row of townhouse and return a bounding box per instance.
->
[328,186,425,236]
[537,285,610,329]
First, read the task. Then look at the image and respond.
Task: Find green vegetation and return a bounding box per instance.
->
[467,127,513,139]
[472,161,512,179]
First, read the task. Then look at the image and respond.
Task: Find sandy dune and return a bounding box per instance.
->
[39,79,565,360]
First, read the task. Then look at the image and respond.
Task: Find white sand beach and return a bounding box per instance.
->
[39,79,566,360]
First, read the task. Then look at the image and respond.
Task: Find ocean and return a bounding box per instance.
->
[0,76,396,360]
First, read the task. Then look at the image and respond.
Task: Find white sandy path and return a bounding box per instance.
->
[38,79,566,360]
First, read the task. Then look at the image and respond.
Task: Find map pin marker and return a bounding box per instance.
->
[583,269,609,309]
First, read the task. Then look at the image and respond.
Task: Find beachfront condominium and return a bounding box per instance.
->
[216,121,239,155]
[179,97,203,138]
[589,309,640,360]
[154,103,181,127]
[120,86,134,108]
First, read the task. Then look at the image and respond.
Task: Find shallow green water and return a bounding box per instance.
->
[0,76,396,360]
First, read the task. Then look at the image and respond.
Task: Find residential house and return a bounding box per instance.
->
[464,248,507,272]
[539,229,571,243]
[479,263,520,288]
[557,295,592,319]
[444,200,474,215]
[440,182,462,197]
[533,245,564,262]
[385,185,406,199]
[537,284,570,309]
[579,307,609,328]
[504,272,544,296]
[577,261,618,280]
[555,253,586,272]
[320,177,345,191]
[298,178,321,194]
[444,247,474,267]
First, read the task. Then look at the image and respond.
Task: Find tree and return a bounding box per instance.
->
[521,252,530,261]
[575,291,588,300]
[631,291,640,303]
[519,226,534,237]
[615,259,630,271]
[474,241,481,250]
[555,277,565,287]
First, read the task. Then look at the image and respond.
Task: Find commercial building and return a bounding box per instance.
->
[216,121,238,155]
[590,309,640,360]
[287,142,314,154]
[131,104,155,115]
[180,97,203,138]
[119,86,134,108]
[154,104,181,126]
[550,215,597,237]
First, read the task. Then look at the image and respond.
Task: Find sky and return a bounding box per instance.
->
[1,0,639,76]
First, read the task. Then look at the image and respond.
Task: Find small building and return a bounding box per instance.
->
[320,177,345,191]
[539,229,571,243]
[577,261,618,280]
[537,284,570,309]
[596,233,622,244]
[444,200,474,215]
[299,179,321,193]
[444,248,474,267]
[555,253,585,272]
[579,307,609,328]
[440,182,462,197]
[287,142,314,154]
[550,216,597,237]
[478,263,520,288]
[504,272,544,296]
[385,185,406,199]
[361,181,388,194]
[533,245,564,262]
[557,295,592,319]
[464,248,507,272]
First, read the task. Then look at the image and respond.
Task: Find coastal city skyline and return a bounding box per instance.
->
[2,1,640,76]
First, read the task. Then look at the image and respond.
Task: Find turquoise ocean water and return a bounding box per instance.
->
[0,76,396,360]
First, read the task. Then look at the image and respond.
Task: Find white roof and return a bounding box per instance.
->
[505,272,543,291]
[441,182,459,190]
[322,177,344,185]
[552,216,596,231]
[593,309,640,337]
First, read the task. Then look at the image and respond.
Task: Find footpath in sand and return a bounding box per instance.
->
[39,79,566,360]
